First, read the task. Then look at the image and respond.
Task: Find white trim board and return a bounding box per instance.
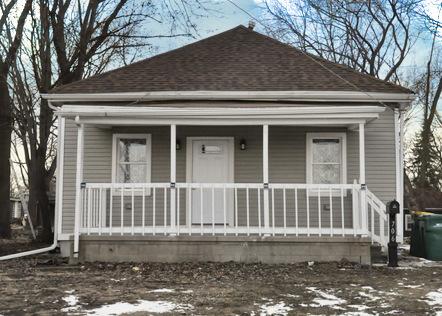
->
[41,90,415,103]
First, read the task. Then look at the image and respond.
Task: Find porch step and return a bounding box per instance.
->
[370,244,387,264]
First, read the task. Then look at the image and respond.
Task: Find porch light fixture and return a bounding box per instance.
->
[240,139,247,150]
[176,139,181,150]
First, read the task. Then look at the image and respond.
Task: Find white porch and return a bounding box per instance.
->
[57,104,393,258]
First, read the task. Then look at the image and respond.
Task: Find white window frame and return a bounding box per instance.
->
[306,132,347,192]
[112,133,152,195]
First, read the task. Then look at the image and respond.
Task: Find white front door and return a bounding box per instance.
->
[189,138,234,224]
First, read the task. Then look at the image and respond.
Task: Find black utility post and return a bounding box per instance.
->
[386,200,400,267]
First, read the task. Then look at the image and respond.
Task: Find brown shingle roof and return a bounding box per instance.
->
[50,25,412,94]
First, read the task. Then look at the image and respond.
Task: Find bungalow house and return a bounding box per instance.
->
[42,25,414,264]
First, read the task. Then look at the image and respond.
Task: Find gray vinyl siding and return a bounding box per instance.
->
[60,108,396,234]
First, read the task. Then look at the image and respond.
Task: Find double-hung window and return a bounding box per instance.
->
[306,133,347,186]
[112,134,151,185]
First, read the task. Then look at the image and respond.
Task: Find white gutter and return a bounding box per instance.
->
[41,90,415,103]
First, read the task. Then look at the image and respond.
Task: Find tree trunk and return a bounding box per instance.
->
[416,121,433,188]
[0,76,12,238]
[27,153,52,242]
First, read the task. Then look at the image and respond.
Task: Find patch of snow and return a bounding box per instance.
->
[259,301,292,315]
[64,289,75,294]
[283,294,300,298]
[306,287,346,307]
[85,300,193,315]
[62,295,79,306]
[402,284,422,289]
[348,304,369,311]
[149,288,175,293]
[341,312,377,316]
[181,289,194,294]
[424,289,442,306]
[61,294,80,312]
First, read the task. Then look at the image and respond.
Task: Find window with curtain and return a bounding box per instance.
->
[113,134,151,183]
[307,133,346,185]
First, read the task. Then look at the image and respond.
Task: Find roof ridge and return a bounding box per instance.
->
[243,26,412,94]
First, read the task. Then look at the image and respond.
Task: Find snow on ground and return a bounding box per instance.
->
[61,294,80,312]
[306,287,346,308]
[424,289,442,306]
[148,288,175,293]
[258,299,293,316]
[85,300,193,315]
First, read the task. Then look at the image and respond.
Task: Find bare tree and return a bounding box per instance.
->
[263,0,422,81]
[11,0,206,241]
[409,31,442,190]
[0,0,33,238]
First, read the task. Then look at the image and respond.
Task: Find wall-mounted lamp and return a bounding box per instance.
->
[176,139,181,150]
[240,139,247,150]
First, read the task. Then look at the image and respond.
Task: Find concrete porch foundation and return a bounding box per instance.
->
[60,236,371,265]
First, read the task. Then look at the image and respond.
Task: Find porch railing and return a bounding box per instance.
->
[76,182,388,248]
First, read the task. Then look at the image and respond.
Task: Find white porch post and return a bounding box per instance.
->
[73,121,84,257]
[396,108,405,243]
[359,122,368,235]
[263,124,270,233]
[170,124,176,234]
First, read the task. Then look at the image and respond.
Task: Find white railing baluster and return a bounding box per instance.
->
[164,187,167,236]
[306,188,310,237]
[109,188,113,236]
[246,188,250,236]
[341,188,344,236]
[177,188,180,236]
[212,187,215,236]
[120,187,124,236]
[223,186,227,236]
[99,188,103,236]
[318,188,321,237]
[283,188,286,236]
[257,188,261,236]
[371,203,375,244]
[235,188,238,236]
[87,188,91,235]
[200,187,203,236]
[153,187,156,236]
[352,187,357,237]
[295,188,298,237]
[271,188,275,236]
[142,187,145,236]
[131,188,135,236]
[92,189,96,228]
[329,187,333,237]
[188,187,192,236]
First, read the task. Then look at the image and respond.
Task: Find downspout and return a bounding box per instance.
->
[0,101,61,260]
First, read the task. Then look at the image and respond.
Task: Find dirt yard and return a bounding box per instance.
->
[1,246,442,315]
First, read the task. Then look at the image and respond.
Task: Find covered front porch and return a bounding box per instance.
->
[59,104,390,259]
